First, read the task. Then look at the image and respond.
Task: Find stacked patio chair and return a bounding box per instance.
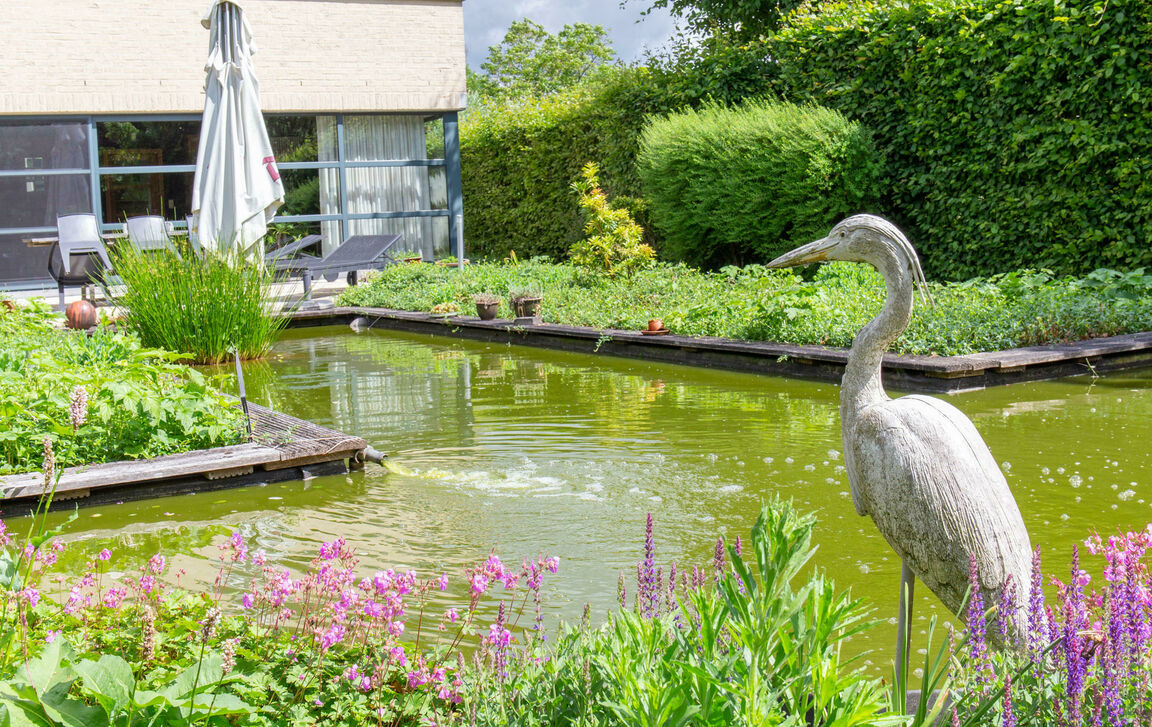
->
[124,215,181,258]
[47,213,114,309]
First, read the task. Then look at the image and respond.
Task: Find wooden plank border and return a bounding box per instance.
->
[0,404,367,515]
[287,307,1152,393]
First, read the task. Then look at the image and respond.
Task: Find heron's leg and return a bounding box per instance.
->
[896,560,915,707]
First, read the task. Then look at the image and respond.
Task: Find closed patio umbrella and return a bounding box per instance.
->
[191,0,283,262]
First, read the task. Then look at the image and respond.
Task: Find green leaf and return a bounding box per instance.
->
[74,655,135,715]
[23,639,76,698]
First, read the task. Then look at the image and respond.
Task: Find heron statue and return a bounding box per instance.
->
[767,214,1032,659]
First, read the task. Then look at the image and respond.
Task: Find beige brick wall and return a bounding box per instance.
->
[0,0,465,115]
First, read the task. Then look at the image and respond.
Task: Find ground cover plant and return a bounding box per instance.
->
[107,242,289,365]
[0,299,242,475]
[338,261,1152,356]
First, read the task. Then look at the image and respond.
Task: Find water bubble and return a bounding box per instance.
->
[835,465,846,474]
[1060,513,1070,521]
[828,449,841,460]
[1041,467,1050,475]
[763,456,774,464]
[1119,490,1136,502]
[1057,467,1065,474]
[785,457,795,464]
[1002,461,1012,471]
[1074,496,1081,503]
[706,453,718,463]
[825,478,836,485]
[1070,475,1082,488]
[804,464,815,472]
[1112,504,1119,510]
[1112,484,1119,491]
[859,564,870,574]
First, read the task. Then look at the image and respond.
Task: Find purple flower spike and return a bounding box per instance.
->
[966,555,993,690]
[1028,546,1048,660]
[998,574,1018,647]
[1002,674,1015,727]
[638,513,658,618]
[712,538,725,582]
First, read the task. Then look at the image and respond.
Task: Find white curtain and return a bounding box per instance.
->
[317,115,448,259]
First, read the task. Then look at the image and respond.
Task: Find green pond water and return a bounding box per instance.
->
[35,325,1152,670]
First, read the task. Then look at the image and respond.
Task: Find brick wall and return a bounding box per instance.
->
[0,0,465,115]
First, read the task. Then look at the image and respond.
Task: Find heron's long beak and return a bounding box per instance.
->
[766,237,837,269]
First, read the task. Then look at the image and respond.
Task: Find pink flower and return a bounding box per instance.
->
[485,624,512,649]
[45,629,61,644]
[389,646,407,667]
[438,573,449,591]
[343,664,361,682]
[544,556,560,573]
[0,520,10,547]
[359,676,372,692]
[318,623,345,651]
[147,554,166,575]
[98,548,112,562]
[227,533,248,563]
[470,574,489,595]
[253,551,266,567]
[445,608,458,623]
[17,587,40,608]
[241,593,255,610]
[102,587,127,609]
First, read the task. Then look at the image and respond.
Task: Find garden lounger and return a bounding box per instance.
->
[48,214,114,309]
[265,234,322,268]
[282,234,402,298]
[125,215,180,258]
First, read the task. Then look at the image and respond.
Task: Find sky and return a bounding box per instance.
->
[462,0,680,71]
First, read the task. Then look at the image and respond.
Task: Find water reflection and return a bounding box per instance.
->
[28,326,1152,670]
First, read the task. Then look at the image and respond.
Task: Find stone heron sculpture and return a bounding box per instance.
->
[767,214,1032,655]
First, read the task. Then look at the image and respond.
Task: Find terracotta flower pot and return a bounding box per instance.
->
[476,301,500,320]
[647,318,664,332]
[65,300,98,330]
[512,296,542,318]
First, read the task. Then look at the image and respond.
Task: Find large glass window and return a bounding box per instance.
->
[0,113,453,286]
[0,121,91,283]
[96,121,199,166]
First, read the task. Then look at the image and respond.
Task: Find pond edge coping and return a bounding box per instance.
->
[286,307,1152,393]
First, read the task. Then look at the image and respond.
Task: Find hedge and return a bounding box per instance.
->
[638,99,881,268]
[769,0,1152,279]
[459,69,667,262]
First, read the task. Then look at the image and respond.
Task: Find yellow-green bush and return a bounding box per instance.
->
[638,99,881,268]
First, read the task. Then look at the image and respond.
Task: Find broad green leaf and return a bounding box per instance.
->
[74,655,134,714]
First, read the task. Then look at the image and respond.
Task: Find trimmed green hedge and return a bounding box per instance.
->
[460,70,666,262]
[638,99,881,268]
[769,0,1152,279]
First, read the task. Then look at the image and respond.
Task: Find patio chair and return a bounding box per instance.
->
[184,215,203,257]
[125,215,181,258]
[48,213,114,309]
[279,233,402,298]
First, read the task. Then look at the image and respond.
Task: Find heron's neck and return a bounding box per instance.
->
[841,248,914,419]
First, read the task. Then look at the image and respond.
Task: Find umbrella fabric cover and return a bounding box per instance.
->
[191,0,284,262]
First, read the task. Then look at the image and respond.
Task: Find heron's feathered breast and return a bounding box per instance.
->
[846,395,1032,622]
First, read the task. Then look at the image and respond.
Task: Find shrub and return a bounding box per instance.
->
[769,0,1152,279]
[638,99,881,268]
[460,68,669,262]
[107,243,289,365]
[570,162,655,277]
[0,302,242,474]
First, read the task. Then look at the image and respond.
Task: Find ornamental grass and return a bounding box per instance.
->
[107,241,288,365]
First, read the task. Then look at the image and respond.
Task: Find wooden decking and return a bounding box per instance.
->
[0,403,367,514]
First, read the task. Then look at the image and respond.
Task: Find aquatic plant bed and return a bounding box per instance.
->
[290,307,1152,393]
[0,402,367,515]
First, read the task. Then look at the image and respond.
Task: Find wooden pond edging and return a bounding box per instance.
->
[288,306,1152,393]
[0,403,368,516]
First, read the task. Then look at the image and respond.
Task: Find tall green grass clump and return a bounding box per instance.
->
[638,99,881,269]
[108,245,288,365]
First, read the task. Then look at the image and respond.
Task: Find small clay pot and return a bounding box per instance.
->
[476,301,500,321]
[66,300,98,330]
[647,318,664,332]
[513,296,542,318]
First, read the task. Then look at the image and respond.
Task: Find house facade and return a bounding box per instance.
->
[0,0,466,287]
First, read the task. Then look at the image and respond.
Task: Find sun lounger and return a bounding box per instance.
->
[265,234,322,268]
[124,215,181,258]
[278,234,402,298]
[48,214,114,309]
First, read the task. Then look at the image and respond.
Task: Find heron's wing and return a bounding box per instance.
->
[849,395,1032,616]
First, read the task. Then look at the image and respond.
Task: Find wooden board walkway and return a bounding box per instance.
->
[289,307,1152,393]
[0,403,367,514]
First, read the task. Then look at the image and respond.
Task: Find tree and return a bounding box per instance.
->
[470,19,616,101]
[631,0,806,40]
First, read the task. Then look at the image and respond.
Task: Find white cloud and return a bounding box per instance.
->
[464,0,679,71]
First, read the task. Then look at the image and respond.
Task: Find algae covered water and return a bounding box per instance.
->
[40,326,1152,668]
